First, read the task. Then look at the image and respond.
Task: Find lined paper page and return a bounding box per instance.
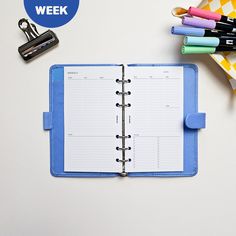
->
[64,66,122,172]
[125,66,184,172]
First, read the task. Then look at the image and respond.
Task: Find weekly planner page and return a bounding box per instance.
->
[64,66,122,172]
[125,66,184,172]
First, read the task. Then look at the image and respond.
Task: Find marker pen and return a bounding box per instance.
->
[171,26,236,37]
[182,45,236,54]
[182,17,236,33]
[188,6,236,27]
[184,36,236,47]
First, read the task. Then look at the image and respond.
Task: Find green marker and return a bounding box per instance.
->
[181,45,236,54]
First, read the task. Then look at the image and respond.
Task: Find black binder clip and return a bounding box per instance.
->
[18,18,59,61]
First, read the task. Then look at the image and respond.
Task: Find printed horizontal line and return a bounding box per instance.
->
[133,135,180,138]
[132,77,181,80]
[67,78,115,80]
[66,135,115,137]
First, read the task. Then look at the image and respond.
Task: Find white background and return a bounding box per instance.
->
[1,0,236,235]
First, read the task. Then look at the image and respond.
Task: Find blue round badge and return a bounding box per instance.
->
[24,0,80,28]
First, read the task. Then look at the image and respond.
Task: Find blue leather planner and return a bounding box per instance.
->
[43,64,206,177]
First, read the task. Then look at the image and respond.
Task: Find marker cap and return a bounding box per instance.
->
[188,6,221,21]
[171,26,205,36]
[181,46,216,54]
[184,36,220,47]
[182,16,216,29]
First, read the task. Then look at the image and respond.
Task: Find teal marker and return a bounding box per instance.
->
[181,46,236,54]
[184,36,236,47]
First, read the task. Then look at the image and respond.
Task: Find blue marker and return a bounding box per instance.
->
[184,36,236,47]
[172,26,236,37]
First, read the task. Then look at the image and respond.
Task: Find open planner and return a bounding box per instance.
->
[43,64,206,177]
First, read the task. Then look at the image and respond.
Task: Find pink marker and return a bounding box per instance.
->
[188,6,236,26]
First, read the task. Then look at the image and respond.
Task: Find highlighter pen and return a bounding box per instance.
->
[188,6,236,27]
[182,45,236,54]
[171,26,236,37]
[182,17,236,33]
[184,36,236,47]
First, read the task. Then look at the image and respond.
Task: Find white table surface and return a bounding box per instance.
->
[1,0,236,235]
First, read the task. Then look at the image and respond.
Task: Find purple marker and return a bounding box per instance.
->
[182,16,236,33]
[171,26,236,37]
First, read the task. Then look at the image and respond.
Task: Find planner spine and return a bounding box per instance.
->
[116,65,131,177]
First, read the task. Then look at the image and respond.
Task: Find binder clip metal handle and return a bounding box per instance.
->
[18,18,59,61]
[18,18,40,41]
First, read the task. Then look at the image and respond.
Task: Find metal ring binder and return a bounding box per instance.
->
[116,91,131,95]
[116,147,131,151]
[115,65,132,177]
[116,158,132,163]
[116,79,131,83]
[116,103,131,107]
[116,135,131,139]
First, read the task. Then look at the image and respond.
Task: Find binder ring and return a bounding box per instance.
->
[116,91,131,95]
[116,79,131,83]
[116,147,131,151]
[116,158,132,163]
[120,172,128,177]
[116,103,131,107]
[116,135,131,139]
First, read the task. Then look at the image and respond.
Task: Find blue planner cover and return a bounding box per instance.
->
[43,64,206,177]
